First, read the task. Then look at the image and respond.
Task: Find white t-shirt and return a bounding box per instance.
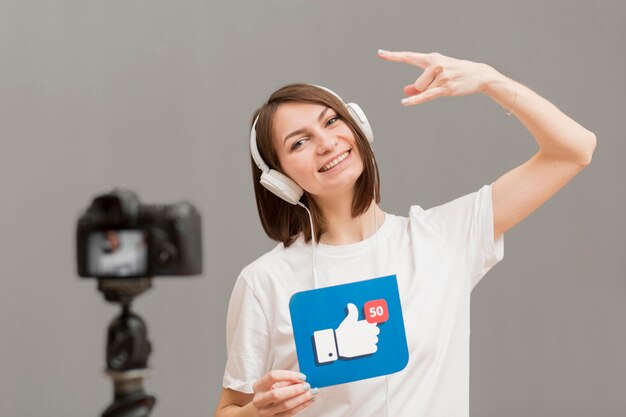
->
[222,183,504,417]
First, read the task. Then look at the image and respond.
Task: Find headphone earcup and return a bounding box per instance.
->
[347,103,374,144]
[260,170,304,205]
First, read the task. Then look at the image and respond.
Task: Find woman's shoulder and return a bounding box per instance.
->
[240,242,286,276]
[239,236,311,282]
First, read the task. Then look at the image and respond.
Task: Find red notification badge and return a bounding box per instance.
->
[364,299,389,324]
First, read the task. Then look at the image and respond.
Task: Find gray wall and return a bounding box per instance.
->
[1,1,623,416]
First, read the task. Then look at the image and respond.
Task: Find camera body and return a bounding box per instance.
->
[77,189,202,278]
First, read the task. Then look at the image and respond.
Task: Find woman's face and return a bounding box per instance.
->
[271,101,364,199]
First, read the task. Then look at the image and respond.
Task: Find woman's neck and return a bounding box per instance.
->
[315,193,385,246]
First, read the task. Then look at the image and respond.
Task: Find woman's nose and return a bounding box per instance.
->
[316,131,338,153]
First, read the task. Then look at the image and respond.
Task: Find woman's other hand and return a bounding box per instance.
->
[377,50,498,106]
[251,370,318,416]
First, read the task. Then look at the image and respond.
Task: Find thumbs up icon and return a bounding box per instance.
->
[313,303,381,364]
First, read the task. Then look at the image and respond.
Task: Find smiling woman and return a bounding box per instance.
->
[215,50,595,417]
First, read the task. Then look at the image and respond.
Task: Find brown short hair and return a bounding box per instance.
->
[250,83,380,248]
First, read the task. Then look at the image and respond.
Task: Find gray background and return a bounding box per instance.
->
[1,1,624,416]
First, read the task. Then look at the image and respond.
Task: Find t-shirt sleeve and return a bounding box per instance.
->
[420,183,504,291]
[222,273,272,394]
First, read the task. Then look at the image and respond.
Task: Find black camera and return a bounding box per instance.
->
[77,189,202,279]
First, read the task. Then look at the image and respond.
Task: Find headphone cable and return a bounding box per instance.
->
[298,199,388,416]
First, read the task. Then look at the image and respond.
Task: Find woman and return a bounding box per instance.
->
[215,50,596,417]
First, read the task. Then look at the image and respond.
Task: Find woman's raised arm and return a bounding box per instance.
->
[377,50,596,240]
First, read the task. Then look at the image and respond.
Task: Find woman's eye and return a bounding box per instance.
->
[326,116,339,126]
[291,138,307,150]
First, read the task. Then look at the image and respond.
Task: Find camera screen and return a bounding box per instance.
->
[86,230,148,277]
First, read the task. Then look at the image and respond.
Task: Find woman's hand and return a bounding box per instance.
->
[251,370,318,416]
[377,50,498,106]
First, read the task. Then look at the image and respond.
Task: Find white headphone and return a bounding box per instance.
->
[249,85,374,205]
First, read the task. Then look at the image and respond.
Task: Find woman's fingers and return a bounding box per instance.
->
[402,86,449,106]
[403,84,419,96]
[253,383,316,415]
[263,386,317,415]
[252,370,307,412]
[271,381,295,390]
[377,49,432,69]
[381,50,447,104]
[260,382,310,406]
[253,370,305,393]
[414,64,443,92]
[380,49,489,105]
[404,73,447,96]
[403,67,441,97]
[274,394,316,417]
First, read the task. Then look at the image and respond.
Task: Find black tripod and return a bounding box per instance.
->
[98,278,156,417]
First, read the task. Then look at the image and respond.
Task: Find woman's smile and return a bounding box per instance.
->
[318,149,352,174]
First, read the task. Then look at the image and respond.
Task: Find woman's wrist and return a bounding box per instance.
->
[479,65,519,114]
[217,401,259,417]
[242,401,260,417]
[479,65,507,93]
